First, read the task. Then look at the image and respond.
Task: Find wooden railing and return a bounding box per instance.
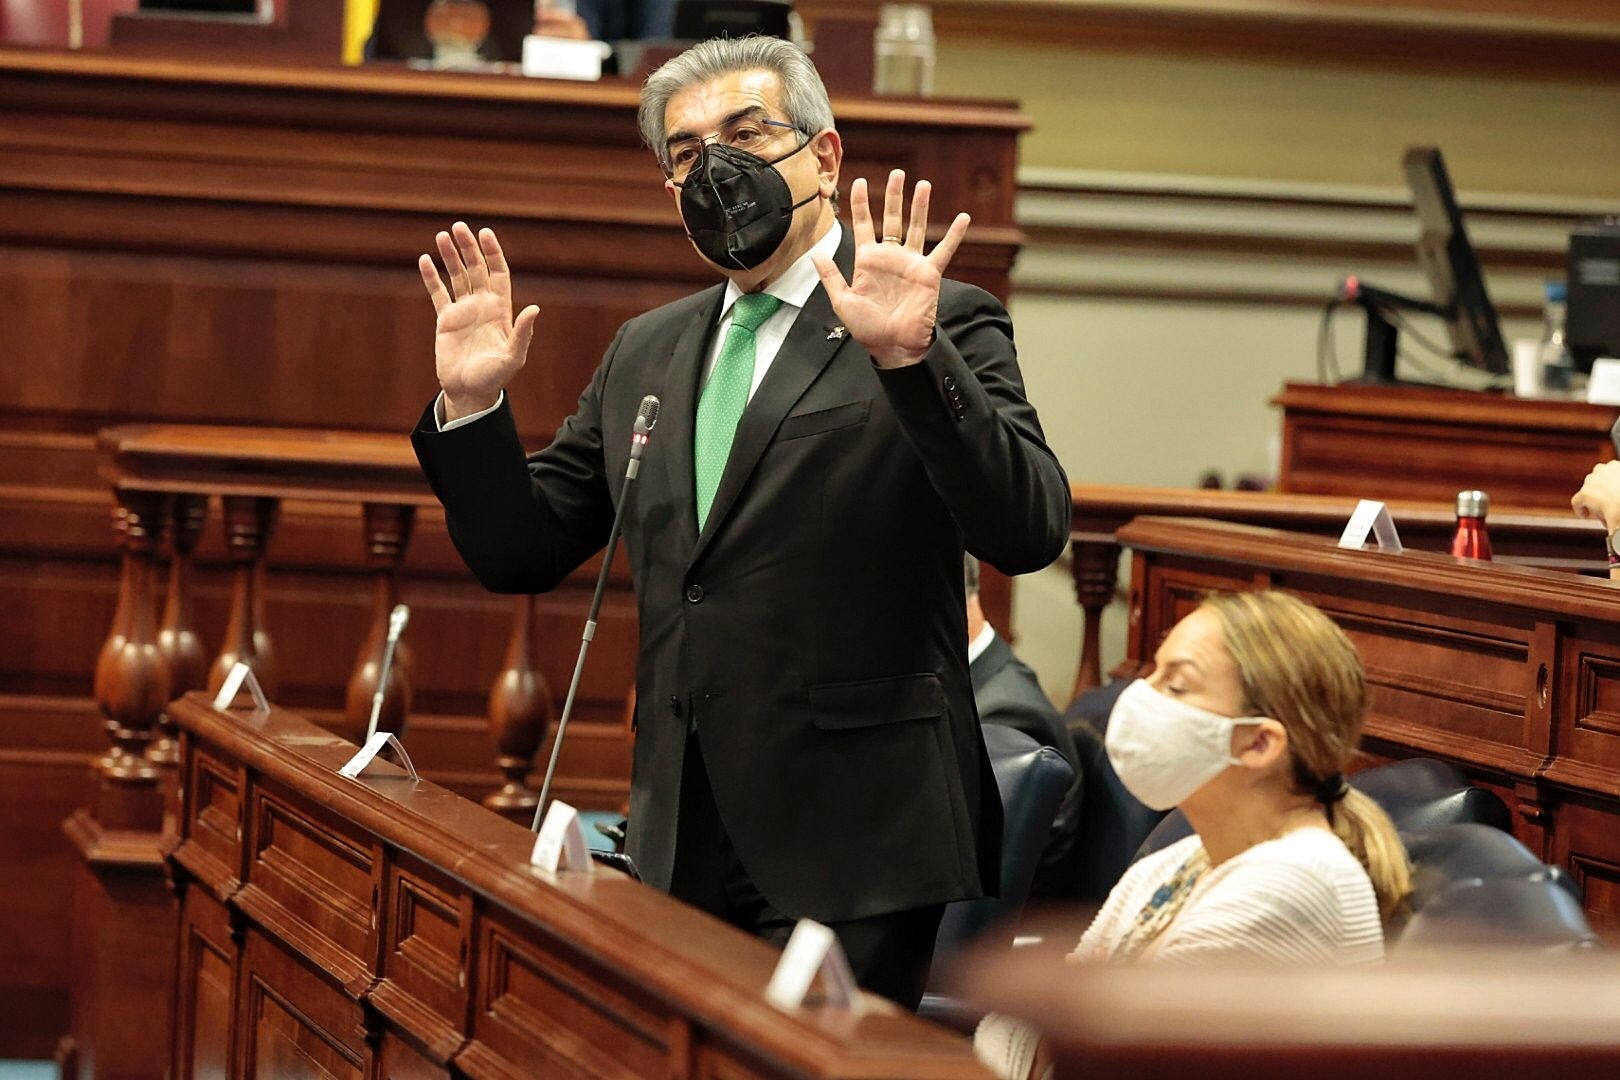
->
[94,423,570,825]
[1067,482,1608,701]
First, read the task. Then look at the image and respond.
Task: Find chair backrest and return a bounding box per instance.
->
[1397,876,1599,953]
[1137,757,1511,861]
[1401,822,1580,911]
[929,725,1074,973]
[1062,679,1168,902]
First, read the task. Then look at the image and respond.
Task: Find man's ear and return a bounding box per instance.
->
[664,176,678,200]
[813,128,842,200]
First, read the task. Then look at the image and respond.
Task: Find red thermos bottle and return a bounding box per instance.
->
[1450,489,1492,560]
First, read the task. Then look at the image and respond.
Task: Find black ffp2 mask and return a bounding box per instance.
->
[674,137,820,271]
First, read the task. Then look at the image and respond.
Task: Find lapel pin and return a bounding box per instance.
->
[826,325,846,341]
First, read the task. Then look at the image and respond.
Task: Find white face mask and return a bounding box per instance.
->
[1105,679,1267,811]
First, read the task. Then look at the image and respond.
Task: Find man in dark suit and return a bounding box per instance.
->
[410,36,1069,1009]
[963,555,1081,891]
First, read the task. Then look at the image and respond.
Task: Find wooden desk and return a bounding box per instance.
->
[1066,482,1608,698]
[1274,382,1619,510]
[166,693,989,1079]
[1114,517,1620,934]
[0,48,1027,1059]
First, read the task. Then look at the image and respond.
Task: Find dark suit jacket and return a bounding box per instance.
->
[412,228,1070,922]
[969,632,1083,875]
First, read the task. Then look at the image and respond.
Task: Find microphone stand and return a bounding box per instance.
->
[533,399,658,830]
[365,604,410,741]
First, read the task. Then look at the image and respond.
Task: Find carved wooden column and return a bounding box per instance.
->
[484,595,553,823]
[208,494,279,698]
[62,488,177,1080]
[1070,537,1122,702]
[150,493,210,771]
[341,502,416,744]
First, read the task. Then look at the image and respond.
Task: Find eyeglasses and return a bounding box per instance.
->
[665,115,802,182]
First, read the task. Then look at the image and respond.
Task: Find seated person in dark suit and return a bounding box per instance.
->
[965,555,1081,890]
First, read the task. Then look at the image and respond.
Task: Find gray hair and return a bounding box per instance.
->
[964,554,981,597]
[638,36,836,172]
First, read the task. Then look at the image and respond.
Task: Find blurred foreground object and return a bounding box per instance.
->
[968,951,1620,1079]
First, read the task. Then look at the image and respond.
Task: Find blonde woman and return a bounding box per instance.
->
[976,591,1409,1077]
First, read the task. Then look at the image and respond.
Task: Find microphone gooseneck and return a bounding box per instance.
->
[364,603,411,741]
[533,396,661,831]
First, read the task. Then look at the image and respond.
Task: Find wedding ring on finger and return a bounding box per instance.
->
[881,235,903,243]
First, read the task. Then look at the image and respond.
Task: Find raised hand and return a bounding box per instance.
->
[811,169,970,369]
[419,222,540,421]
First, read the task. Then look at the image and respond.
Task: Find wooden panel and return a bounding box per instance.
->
[468,906,677,1079]
[377,1034,452,1080]
[241,929,367,1080]
[238,780,379,995]
[184,738,247,896]
[1546,794,1620,941]
[373,854,471,1066]
[1275,383,1618,511]
[175,886,238,1080]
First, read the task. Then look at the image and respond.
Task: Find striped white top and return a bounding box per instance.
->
[974,828,1383,1078]
[1075,828,1385,966]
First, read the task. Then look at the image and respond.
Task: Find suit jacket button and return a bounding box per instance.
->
[685,584,705,603]
[943,376,957,392]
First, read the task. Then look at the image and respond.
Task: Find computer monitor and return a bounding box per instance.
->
[1341,147,1510,384]
[1403,146,1510,376]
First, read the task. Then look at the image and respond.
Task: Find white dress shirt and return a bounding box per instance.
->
[967,622,996,665]
[435,222,844,432]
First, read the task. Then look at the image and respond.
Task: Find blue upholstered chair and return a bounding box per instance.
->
[1062,678,1168,903]
[1136,757,1512,861]
[1397,875,1598,953]
[919,724,1074,1025]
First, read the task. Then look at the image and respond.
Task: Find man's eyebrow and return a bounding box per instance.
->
[666,105,769,147]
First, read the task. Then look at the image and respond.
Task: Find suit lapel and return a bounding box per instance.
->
[690,228,857,568]
[660,284,725,552]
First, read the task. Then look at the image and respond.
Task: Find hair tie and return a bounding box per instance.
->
[1314,772,1350,805]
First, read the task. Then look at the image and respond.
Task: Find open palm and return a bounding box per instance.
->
[419,222,540,420]
[813,171,970,368]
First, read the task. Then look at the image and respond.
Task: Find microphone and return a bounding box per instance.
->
[364,603,411,741]
[533,395,661,830]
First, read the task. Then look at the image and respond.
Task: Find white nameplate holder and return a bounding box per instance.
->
[765,919,860,1011]
[337,730,420,783]
[212,661,271,716]
[531,800,593,874]
[1338,499,1403,554]
[521,34,613,81]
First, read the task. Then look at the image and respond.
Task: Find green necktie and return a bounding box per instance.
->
[695,292,782,530]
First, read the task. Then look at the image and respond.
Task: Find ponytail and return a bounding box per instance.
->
[1328,788,1411,923]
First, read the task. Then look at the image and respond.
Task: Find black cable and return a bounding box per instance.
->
[1317,298,1344,384]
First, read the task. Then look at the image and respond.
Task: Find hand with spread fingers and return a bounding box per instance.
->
[419,222,541,422]
[812,169,971,369]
